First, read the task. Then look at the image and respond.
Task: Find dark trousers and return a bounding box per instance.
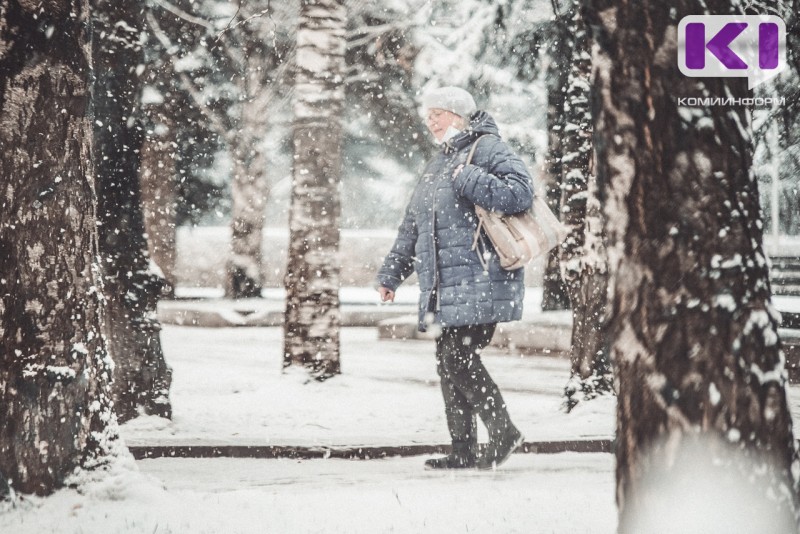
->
[435,323,512,453]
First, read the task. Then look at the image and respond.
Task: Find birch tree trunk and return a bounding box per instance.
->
[558,0,611,411]
[226,49,270,299]
[584,0,800,528]
[140,112,178,298]
[0,0,120,496]
[283,0,346,380]
[93,0,172,423]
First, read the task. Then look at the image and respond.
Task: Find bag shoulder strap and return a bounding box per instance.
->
[467,135,492,271]
[465,134,490,166]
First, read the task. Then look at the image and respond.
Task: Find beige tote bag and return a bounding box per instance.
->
[465,136,569,271]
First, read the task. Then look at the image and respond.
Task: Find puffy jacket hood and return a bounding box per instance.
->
[444,111,501,153]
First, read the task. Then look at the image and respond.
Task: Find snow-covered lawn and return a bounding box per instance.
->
[121,326,615,447]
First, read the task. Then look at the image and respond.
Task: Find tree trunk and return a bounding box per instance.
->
[541,10,571,312]
[558,0,612,411]
[93,0,172,423]
[227,152,265,299]
[788,0,800,77]
[140,112,178,299]
[584,0,800,527]
[283,0,346,380]
[226,49,271,299]
[541,247,570,310]
[0,0,120,496]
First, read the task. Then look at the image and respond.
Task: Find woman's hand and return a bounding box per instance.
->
[378,286,395,302]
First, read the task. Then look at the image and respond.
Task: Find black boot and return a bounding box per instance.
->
[424,442,477,470]
[476,425,524,470]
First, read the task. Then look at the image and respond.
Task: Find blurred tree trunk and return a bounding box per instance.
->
[93,0,172,423]
[143,4,273,300]
[584,0,800,528]
[283,0,346,380]
[790,0,800,76]
[541,4,571,311]
[226,50,270,299]
[0,0,120,496]
[140,111,178,299]
[558,0,611,411]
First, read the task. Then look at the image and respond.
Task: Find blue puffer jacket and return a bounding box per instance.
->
[377,111,534,332]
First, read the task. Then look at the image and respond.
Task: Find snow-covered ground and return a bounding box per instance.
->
[6,324,800,533]
[121,326,614,447]
[0,325,617,533]
[0,453,616,534]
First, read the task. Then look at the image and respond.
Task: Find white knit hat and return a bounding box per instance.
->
[422,86,477,118]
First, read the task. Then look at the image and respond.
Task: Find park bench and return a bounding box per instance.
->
[770,251,800,381]
[771,255,800,300]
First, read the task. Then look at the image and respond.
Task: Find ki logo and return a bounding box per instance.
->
[678,15,787,89]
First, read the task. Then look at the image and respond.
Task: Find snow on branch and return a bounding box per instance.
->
[347,21,414,48]
[145,11,235,143]
[214,2,278,43]
[149,0,216,31]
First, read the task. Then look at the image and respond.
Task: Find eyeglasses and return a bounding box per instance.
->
[426,109,447,121]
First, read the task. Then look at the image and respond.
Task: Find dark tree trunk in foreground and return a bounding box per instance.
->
[93,0,172,422]
[558,0,611,411]
[0,0,119,496]
[790,1,800,78]
[283,0,346,379]
[541,6,571,312]
[584,0,800,528]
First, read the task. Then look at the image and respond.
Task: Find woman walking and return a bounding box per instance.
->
[376,86,534,470]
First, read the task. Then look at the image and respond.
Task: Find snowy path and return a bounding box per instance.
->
[1,454,617,534]
[136,454,617,534]
[120,326,615,448]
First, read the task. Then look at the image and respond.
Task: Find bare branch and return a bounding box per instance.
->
[145,11,235,143]
[347,21,412,39]
[215,0,244,42]
[550,0,563,19]
[214,0,284,42]
[145,0,246,73]
[216,10,275,42]
[149,0,215,31]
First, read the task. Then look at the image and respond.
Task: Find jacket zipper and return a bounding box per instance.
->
[431,171,441,312]
[432,146,471,313]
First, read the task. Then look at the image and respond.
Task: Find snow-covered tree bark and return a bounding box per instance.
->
[790,0,800,77]
[0,0,120,495]
[283,0,346,380]
[541,2,571,312]
[93,0,172,423]
[558,0,611,411]
[584,0,800,527]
